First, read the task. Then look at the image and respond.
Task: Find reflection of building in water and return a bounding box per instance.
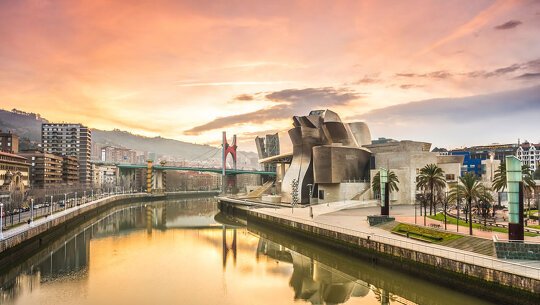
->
[36,230,91,280]
[0,198,220,303]
[257,239,372,305]
[0,224,93,302]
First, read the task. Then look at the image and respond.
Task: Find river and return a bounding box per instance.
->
[0,198,496,305]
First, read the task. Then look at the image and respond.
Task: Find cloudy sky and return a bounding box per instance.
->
[1,0,539,151]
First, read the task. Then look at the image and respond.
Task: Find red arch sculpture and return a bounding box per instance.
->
[222,131,237,175]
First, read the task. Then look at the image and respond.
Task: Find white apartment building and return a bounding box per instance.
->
[516,141,540,172]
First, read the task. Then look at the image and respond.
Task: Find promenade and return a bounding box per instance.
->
[0,190,218,255]
[0,193,141,241]
[248,201,540,280]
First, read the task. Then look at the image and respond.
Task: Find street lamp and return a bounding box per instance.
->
[456,185,460,233]
[0,203,4,239]
[64,193,67,211]
[444,191,448,230]
[379,168,389,216]
[50,195,53,216]
[30,198,34,225]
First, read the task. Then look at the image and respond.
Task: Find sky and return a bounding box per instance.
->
[0,0,539,152]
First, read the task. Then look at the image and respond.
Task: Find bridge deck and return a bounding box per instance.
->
[117,164,276,175]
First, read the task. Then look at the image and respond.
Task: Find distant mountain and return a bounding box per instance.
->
[0,108,257,163]
[0,108,45,141]
[91,128,221,160]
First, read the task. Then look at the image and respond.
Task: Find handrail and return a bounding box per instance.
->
[250,209,540,280]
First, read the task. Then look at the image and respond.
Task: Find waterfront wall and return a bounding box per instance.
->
[246,210,540,305]
[0,191,219,269]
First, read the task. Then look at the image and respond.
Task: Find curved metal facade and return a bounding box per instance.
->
[281,109,372,203]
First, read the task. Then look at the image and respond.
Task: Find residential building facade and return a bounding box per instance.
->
[41,123,92,185]
[100,146,137,164]
[0,130,19,153]
[18,151,63,188]
[62,155,79,186]
[517,141,540,172]
[92,164,118,188]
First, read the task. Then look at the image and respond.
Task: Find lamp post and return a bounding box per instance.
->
[379,168,389,216]
[0,203,4,239]
[75,192,77,206]
[506,155,524,241]
[83,191,86,204]
[444,191,448,230]
[64,194,67,211]
[30,198,34,225]
[414,194,417,224]
[307,184,313,218]
[456,186,460,233]
[50,195,53,216]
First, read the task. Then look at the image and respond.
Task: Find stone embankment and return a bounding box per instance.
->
[0,191,218,268]
[241,207,540,305]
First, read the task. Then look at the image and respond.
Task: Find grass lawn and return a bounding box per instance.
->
[391,223,463,243]
[527,225,540,230]
[428,213,539,237]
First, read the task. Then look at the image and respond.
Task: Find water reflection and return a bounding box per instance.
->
[0,198,494,305]
[257,239,395,305]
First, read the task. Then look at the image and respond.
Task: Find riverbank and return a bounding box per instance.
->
[218,197,540,305]
[0,191,219,270]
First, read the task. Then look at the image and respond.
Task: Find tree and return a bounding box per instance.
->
[492,162,536,193]
[534,167,540,180]
[416,164,446,215]
[448,172,493,235]
[372,171,400,196]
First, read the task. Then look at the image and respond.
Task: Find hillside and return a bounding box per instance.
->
[91,129,221,160]
[0,108,257,162]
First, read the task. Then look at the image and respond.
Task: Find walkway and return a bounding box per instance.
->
[253,202,540,280]
[0,193,141,241]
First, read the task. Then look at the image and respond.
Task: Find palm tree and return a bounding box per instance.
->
[416,164,446,215]
[492,162,536,192]
[372,171,400,197]
[448,172,493,235]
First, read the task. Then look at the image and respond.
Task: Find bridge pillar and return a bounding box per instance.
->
[223,175,238,194]
[146,160,153,193]
[151,169,164,192]
[221,131,239,194]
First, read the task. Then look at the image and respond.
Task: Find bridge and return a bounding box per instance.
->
[116,131,275,194]
[116,164,276,176]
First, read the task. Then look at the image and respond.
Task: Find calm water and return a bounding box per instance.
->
[0,198,496,305]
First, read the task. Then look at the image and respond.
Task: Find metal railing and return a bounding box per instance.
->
[251,209,540,280]
[446,211,540,234]
[0,188,141,232]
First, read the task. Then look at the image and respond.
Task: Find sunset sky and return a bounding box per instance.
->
[1,0,539,151]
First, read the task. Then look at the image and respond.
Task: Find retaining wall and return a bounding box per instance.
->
[247,210,540,305]
[495,241,540,260]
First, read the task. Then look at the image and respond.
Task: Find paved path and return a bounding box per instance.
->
[0,193,142,241]
[254,202,540,280]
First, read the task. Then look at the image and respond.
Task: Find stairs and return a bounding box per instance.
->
[439,236,495,257]
[239,181,274,199]
[350,187,370,200]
